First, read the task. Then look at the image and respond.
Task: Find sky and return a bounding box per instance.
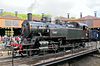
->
[0,0,100,18]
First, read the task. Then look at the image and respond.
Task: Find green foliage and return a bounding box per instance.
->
[70,17,76,19]
[33,14,42,18]
[1,11,51,20]
[17,14,27,20]
[2,12,15,16]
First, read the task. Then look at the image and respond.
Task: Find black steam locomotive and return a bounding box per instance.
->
[21,13,91,55]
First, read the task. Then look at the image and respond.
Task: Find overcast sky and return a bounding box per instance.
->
[0,0,100,18]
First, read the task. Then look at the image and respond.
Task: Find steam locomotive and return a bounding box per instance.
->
[20,13,93,55]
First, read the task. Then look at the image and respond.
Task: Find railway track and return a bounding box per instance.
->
[0,41,98,66]
[0,46,95,66]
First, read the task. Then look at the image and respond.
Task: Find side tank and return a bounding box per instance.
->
[49,22,89,40]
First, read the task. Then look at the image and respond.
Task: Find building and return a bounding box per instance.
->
[78,15,100,28]
[0,15,24,36]
[59,15,100,28]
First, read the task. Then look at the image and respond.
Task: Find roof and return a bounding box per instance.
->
[81,15,100,20]
[55,16,67,21]
[0,15,21,20]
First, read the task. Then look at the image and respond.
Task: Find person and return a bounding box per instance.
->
[15,36,21,44]
[9,43,23,56]
[0,36,1,42]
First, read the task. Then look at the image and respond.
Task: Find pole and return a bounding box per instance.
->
[10,28,14,66]
[12,47,14,66]
[11,28,13,37]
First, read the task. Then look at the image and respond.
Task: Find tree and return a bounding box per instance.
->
[1,11,51,20]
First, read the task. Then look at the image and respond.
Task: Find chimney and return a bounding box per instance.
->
[0,9,3,15]
[27,13,32,21]
[15,11,18,17]
[94,11,97,17]
[67,13,70,19]
[41,13,45,21]
[80,12,82,18]
[42,13,44,19]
